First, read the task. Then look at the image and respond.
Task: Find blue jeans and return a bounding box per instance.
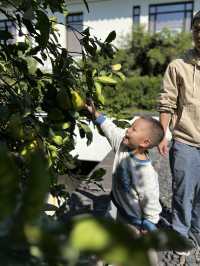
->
[170,140,200,237]
[106,197,157,232]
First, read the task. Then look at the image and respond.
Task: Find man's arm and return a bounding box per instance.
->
[158,112,171,156]
[157,61,179,155]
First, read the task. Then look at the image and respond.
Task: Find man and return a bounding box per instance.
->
[158,11,200,255]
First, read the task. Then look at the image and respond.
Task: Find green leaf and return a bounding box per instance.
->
[89,168,106,181]
[36,10,50,48]
[0,145,19,222]
[115,71,126,81]
[33,55,44,65]
[78,122,93,145]
[27,46,41,55]
[23,5,34,21]
[69,216,111,251]
[48,108,65,121]
[22,18,36,35]
[0,30,13,40]
[82,27,90,36]
[95,76,117,85]
[84,43,96,56]
[68,216,151,266]
[105,31,116,43]
[21,151,50,223]
[85,69,94,91]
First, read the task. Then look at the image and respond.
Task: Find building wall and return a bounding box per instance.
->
[67,0,199,47]
[0,0,199,49]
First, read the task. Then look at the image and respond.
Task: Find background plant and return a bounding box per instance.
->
[88,26,192,118]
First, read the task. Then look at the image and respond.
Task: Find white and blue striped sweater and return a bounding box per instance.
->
[96,115,161,224]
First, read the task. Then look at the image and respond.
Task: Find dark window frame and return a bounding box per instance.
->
[66,12,83,55]
[66,12,83,34]
[149,1,193,33]
[0,19,16,44]
[133,5,140,24]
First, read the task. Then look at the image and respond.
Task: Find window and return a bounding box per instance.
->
[66,13,83,56]
[133,6,140,25]
[149,2,193,33]
[0,20,16,44]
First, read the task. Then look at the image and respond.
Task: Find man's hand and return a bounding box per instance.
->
[158,137,169,156]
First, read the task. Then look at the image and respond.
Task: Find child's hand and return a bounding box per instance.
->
[85,98,96,115]
[85,98,101,120]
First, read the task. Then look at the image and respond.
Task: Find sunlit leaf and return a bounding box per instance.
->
[68,215,151,266]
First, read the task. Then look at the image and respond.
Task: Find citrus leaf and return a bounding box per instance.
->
[0,145,19,222]
[21,151,50,223]
[105,31,116,43]
[36,10,50,48]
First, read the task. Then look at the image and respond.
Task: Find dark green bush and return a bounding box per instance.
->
[103,76,162,117]
[119,26,192,76]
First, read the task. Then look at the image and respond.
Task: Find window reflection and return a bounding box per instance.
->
[0,20,16,44]
[149,1,193,33]
[66,13,83,56]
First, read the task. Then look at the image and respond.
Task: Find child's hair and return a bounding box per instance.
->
[140,116,164,149]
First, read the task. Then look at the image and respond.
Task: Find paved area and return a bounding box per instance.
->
[68,147,200,265]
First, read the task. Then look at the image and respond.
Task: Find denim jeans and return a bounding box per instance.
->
[105,198,157,232]
[170,140,200,237]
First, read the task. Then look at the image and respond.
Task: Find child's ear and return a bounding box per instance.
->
[141,138,151,148]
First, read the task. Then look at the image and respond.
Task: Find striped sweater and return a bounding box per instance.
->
[96,115,161,224]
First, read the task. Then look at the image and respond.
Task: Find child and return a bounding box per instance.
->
[85,101,164,233]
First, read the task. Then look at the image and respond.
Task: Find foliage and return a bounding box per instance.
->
[120,25,192,76]
[86,26,192,118]
[103,76,162,118]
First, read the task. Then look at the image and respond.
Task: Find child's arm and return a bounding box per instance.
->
[85,100,125,152]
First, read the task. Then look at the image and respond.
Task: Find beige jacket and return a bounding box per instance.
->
[158,48,200,146]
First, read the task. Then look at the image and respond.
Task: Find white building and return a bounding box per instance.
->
[0,1,199,53]
[65,0,200,54]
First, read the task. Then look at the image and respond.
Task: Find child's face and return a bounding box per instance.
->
[122,118,151,150]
